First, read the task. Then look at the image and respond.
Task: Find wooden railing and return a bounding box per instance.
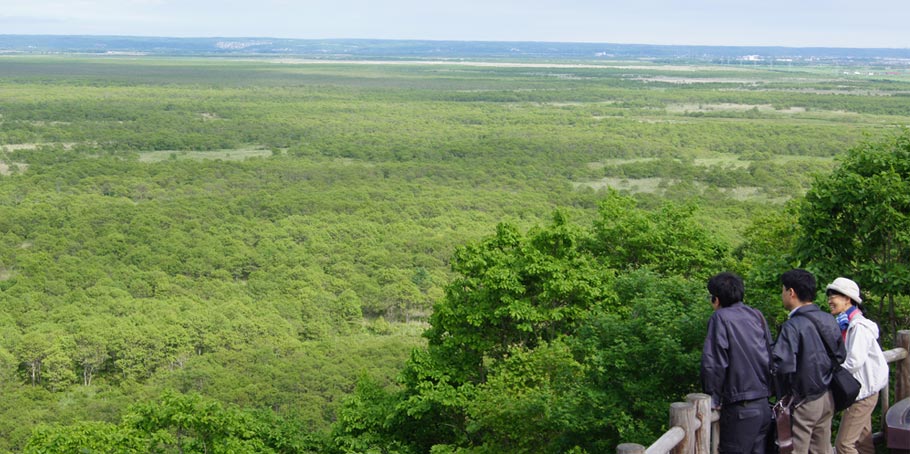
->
[617,329,910,454]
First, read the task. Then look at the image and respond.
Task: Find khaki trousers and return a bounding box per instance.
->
[792,391,834,454]
[835,393,878,454]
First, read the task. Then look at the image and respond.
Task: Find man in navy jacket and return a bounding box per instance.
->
[772,269,845,454]
[701,272,773,454]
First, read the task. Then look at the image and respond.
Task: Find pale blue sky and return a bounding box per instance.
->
[0,0,907,48]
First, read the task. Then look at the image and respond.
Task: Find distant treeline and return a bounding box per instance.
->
[2,35,910,62]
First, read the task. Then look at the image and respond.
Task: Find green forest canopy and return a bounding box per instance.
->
[0,56,908,453]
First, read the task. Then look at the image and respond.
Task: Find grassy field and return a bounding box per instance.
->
[137,147,275,162]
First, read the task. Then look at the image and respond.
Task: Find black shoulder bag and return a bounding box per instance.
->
[796,312,861,412]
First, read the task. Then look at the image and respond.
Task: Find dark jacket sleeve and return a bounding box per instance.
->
[771,321,798,399]
[701,314,728,407]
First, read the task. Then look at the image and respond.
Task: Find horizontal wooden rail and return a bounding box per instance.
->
[646,426,686,454]
[884,347,909,363]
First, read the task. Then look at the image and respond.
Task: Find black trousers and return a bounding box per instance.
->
[719,398,772,454]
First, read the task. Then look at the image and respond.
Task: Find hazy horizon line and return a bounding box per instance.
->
[3,33,908,51]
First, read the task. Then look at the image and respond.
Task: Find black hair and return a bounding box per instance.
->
[707,272,745,308]
[781,269,816,303]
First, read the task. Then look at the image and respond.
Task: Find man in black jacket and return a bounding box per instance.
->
[772,269,846,454]
[701,272,773,454]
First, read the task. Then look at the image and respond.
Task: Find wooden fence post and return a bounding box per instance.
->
[617,443,646,454]
[670,402,697,454]
[896,330,910,402]
[687,393,712,454]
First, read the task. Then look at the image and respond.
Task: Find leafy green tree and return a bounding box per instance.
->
[589,192,729,279]
[14,324,62,386]
[339,205,724,453]
[462,340,587,454]
[41,342,77,392]
[24,421,158,453]
[425,212,613,384]
[334,289,365,334]
[25,391,324,453]
[332,375,406,454]
[797,130,910,335]
[0,346,18,384]
[70,322,111,387]
[125,391,276,453]
[735,205,801,327]
[570,270,709,447]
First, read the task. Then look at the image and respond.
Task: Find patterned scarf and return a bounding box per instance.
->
[836,305,858,340]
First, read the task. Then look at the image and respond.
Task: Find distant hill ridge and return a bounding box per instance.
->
[1,34,909,63]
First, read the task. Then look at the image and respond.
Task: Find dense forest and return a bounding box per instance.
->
[0,56,909,453]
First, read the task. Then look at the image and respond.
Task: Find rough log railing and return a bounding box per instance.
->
[617,329,910,454]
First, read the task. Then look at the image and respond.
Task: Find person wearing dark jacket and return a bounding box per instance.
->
[701,272,773,454]
[771,269,846,454]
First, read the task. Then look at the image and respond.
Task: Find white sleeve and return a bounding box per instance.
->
[841,323,872,373]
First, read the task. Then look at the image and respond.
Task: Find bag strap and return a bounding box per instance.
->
[792,309,838,364]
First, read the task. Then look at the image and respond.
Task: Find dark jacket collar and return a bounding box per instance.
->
[791,303,819,317]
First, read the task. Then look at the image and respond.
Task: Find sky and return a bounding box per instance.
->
[0,0,907,49]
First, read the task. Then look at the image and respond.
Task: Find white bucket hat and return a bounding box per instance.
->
[826,277,862,304]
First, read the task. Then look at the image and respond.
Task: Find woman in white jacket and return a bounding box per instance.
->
[825,277,889,454]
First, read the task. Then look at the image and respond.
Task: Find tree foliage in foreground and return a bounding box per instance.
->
[24,391,323,453]
[798,129,910,336]
[333,194,722,453]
